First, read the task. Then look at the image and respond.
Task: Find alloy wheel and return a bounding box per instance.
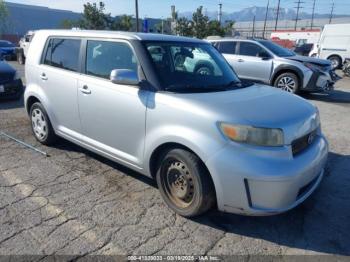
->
[277,76,296,93]
[31,108,48,140]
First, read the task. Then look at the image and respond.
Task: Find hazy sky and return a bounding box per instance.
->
[5,0,350,18]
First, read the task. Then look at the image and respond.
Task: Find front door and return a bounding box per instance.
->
[77,39,148,167]
[235,42,273,83]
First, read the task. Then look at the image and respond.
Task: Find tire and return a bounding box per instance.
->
[274,72,300,94]
[328,55,341,70]
[30,102,57,145]
[156,148,215,217]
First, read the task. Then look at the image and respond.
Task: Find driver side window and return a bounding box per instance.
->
[86,40,138,79]
[239,42,267,57]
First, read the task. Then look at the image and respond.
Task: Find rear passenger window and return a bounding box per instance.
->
[218,41,236,54]
[44,38,81,72]
[85,40,138,79]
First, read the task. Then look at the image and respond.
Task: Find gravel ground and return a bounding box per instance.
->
[0,62,349,258]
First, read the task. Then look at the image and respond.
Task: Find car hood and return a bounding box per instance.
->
[286,55,331,67]
[0,61,15,74]
[174,85,319,144]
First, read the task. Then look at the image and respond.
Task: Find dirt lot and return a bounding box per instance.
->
[0,62,349,258]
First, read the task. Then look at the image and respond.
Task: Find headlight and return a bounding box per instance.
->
[219,123,284,147]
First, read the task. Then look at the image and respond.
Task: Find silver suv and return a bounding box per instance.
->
[25,30,328,217]
[209,38,338,93]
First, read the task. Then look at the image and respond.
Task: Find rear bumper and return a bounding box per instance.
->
[206,134,328,216]
[0,79,24,100]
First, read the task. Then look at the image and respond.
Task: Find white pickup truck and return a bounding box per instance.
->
[16,31,35,65]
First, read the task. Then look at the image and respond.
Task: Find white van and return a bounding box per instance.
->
[315,24,350,69]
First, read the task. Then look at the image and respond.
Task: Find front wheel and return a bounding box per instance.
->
[274,72,300,94]
[156,148,215,217]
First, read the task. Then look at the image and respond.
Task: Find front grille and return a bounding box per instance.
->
[291,129,317,156]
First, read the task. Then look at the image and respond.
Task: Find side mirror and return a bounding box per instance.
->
[110,69,139,85]
[259,52,271,60]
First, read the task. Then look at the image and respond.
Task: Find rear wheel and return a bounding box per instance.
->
[328,55,341,70]
[30,102,57,145]
[274,72,300,94]
[156,148,215,217]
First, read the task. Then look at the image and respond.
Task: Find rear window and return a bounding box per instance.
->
[43,38,81,72]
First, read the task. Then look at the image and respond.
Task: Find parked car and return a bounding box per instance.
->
[0,40,16,60]
[209,38,338,94]
[0,58,24,100]
[16,30,35,65]
[294,43,314,56]
[25,30,328,217]
[313,24,350,69]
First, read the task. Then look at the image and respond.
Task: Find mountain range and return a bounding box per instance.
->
[180,6,350,22]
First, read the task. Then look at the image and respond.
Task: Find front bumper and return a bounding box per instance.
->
[206,134,328,216]
[0,79,24,100]
[303,69,340,92]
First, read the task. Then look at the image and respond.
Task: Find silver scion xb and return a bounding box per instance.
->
[25,30,328,217]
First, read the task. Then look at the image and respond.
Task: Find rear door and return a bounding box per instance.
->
[77,39,148,167]
[216,41,239,70]
[234,41,273,83]
[38,37,82,139]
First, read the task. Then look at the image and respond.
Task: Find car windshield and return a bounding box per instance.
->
[143,41,244,92]
[258,40,295,57]
[0,41,14,48]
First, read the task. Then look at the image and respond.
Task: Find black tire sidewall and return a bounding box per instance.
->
[156,149,213,217]
[274,72,300,94]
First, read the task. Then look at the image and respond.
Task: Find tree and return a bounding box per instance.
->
[224,20,235,36]
[0,0,9,35]
[80,2,111,30]
[60,19,80,29]
[207,20,225,37]
[111,15,133,31]
[192,6,209,39]
[176,17,193,37]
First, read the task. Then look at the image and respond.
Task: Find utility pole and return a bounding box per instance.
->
[263,0,270,38]
[311,0,316,29]
[294,0,304,30]
[218,3,223,25]
[135,0,139,32]
[252,15,256,38]
[274,0,281,31]
[329,1,334,24]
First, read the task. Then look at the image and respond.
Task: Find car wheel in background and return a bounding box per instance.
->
[274,72,300,94]
[30,102,57,145]
[328,55,342,70]
[156,148,215,217]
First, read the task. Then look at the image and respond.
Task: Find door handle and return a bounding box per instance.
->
[238,59,245,62]
[40,73,48,81]
[79,85,91,95]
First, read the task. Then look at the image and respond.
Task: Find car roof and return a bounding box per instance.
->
[207,38,262,43]
[35,30,206,43]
